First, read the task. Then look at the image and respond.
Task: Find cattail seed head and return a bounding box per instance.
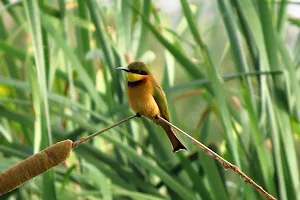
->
[0,140,73,195]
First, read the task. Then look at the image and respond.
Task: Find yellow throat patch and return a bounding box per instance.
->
[127,72,146,82]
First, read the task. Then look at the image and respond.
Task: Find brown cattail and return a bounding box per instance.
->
[0,115,138,195]
[0,140,73,195]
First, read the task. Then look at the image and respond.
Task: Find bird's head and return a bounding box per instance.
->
[117,61,150,82]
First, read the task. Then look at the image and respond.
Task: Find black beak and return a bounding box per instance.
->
[117,66,130,72]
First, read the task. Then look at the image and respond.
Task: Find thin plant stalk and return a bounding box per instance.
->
[156,115,277,200]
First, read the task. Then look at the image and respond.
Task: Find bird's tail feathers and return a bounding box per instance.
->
[162,125,186,152]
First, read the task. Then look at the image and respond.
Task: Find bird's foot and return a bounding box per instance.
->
[154,114,160,120]
[136,113,142,118]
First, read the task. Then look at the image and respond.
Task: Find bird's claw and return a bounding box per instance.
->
[136,113,141,117]
[154,114,160,120]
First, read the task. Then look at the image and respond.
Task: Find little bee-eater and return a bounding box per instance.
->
[118,61,186,152]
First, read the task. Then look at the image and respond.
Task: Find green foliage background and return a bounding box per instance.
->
[0,0,300,199]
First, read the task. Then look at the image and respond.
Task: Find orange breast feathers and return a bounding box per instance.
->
[127,77,160,118]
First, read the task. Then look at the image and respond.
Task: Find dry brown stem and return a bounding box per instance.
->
[157,115,277,200]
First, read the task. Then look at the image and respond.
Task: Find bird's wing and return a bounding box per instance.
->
[153,84,170,121]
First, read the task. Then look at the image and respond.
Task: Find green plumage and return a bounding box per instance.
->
[118,61,186,152]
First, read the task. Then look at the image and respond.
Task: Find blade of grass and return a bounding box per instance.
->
[0,123,12,143]
[266,95,287,200]
[127,1,209,86]
[117,0,132,56]
[23,1,56,199]
[0,39,27,60]
[200,150,229,200]
[24,0,56,199]
[275,105,299,200]
[243,88,276,195]
[0,8,31,145]
[165,70,282,93]
[257,0,282,86]
[135,0,151,60]
[276,0,287,32]
[230,0,259,72]
[111,185,167,200]
[83,163,113,200]
[176,152,213,200]
[76,0,94,79]
[275,31,300,118]
[275,32,300,197]
[216,0,254,103]
[180,0,241,168]
[73,146,163,197]
[1,0,22,24]
[86,0,114,67]
[86,0,124,105]
[40,14,102,110]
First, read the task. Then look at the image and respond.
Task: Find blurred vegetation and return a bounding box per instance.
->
[0,0,300,199]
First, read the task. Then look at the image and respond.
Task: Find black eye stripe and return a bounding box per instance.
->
[130,69,148,75]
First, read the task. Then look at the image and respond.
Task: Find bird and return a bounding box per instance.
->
[117,61,186,152]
